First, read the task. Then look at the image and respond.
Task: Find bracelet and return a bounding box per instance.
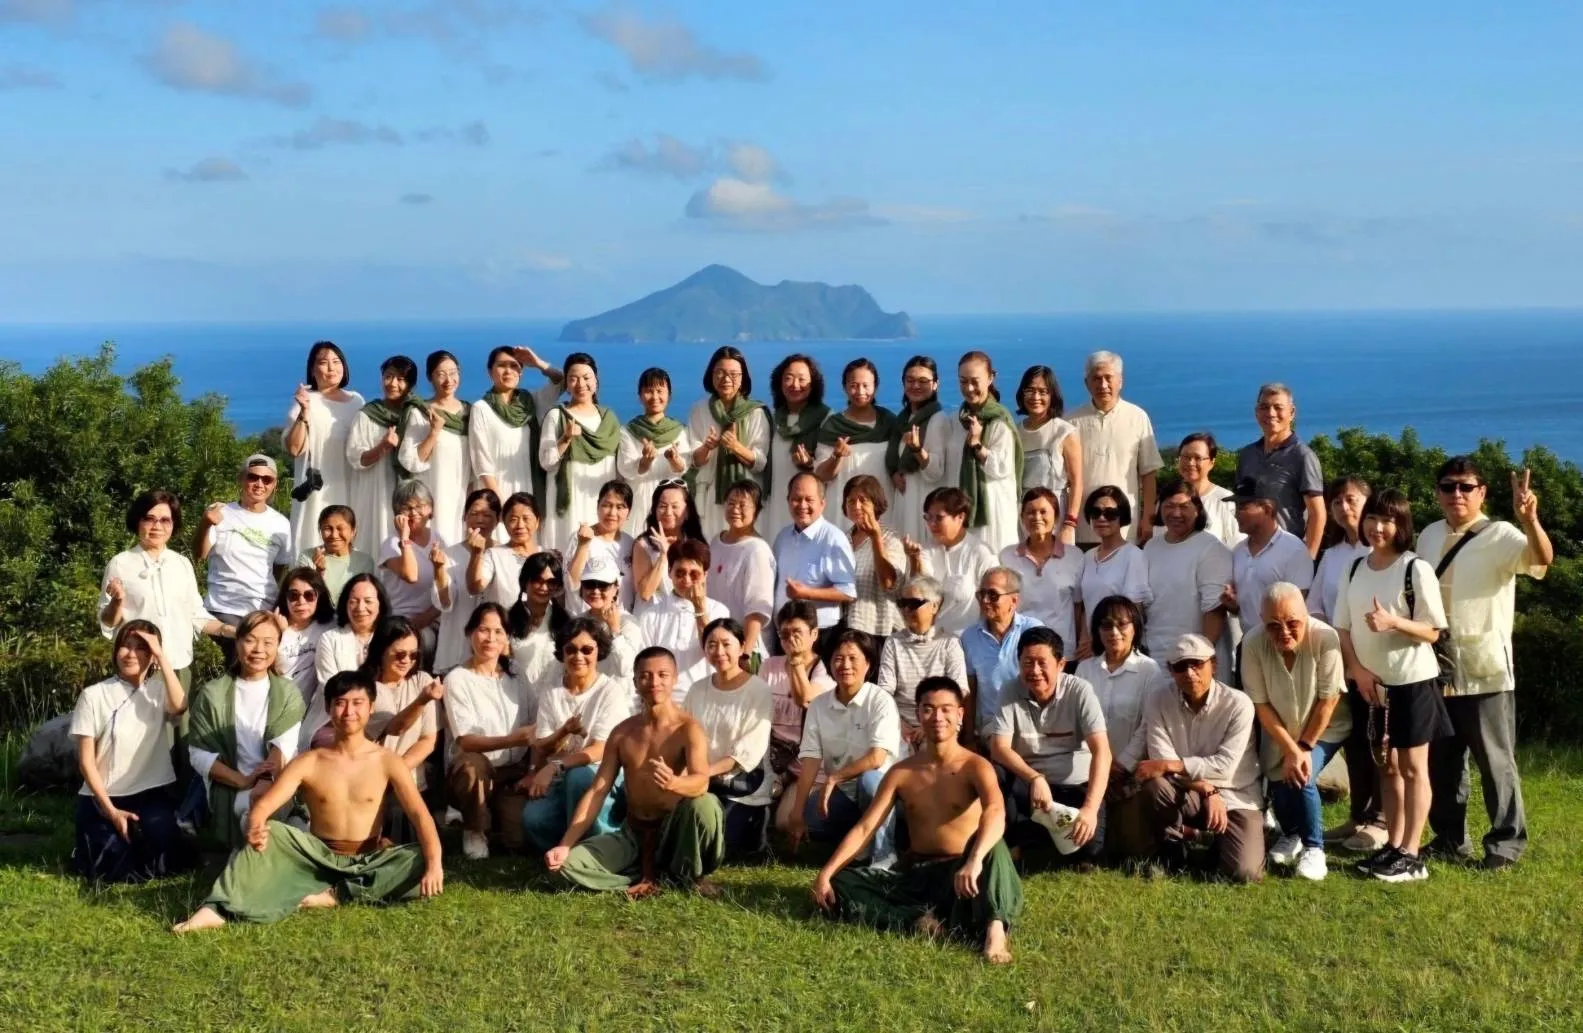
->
[1203,786,1220,797]
[1062,514,1080,527]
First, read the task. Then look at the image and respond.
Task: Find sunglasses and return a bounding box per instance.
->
[975,589,1011,603]
[1098,620,1133,632]
[389,649,420,663]
[1168,658,1208,673]
[658,478,688,489]
[244,472,276,485]
[287,589,317,603]
[896,598,931,612]
[1437,481,1482,495]
[1087,507,1121,520]
[533,577,564,588]
[564,644,598,656]
[580,580,615,592]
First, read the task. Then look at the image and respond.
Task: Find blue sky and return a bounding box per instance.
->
[1,0,1580,321]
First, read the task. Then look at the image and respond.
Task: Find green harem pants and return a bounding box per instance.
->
[203,821,427,923]
[829,837,1024,941]
[559,794,725,892]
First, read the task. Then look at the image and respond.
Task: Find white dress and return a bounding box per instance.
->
[891,410,950,545]
[538,407,620,557]
[1019,417,1077,524]
[615,423,694,539]
[707,534,777,656]
[466,381,563,505]
[432,542,485,675]
[286,391,365,554]
[344,410,399,552]
[943,410,1019,554]
[686,398,771,542]
[398,404,473,546]
[812,414,895,530]
[763,408,823,544]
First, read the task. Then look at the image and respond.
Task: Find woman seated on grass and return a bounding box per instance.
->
[685,617,774,859]
[355,616,441,842]
[71,620,197,883]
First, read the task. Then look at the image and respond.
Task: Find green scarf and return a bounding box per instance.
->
[556,405,622,515]
[886,399,942,476]
[625,412,685,448]
[186,673,306,849]
[705,394,767,504]
[818,406,898,447]
[958,398,1024,530]
[772,402,832,457]
[362,395,416,478]
[413,397,470,436]
[480,388,544,498]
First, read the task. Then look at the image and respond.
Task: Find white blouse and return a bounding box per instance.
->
[615,423,694,540]
[538,406,621,556]
[942,411,1019,554]
[890,410,950,546]
[686,398,771,542]
[397,404,473,546]
[286,390,365,555]
[1079,542,1154,629]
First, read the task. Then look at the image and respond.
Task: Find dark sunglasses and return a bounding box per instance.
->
[245,472,276,485]
[533,577,564,588]
[389,649,420,663]
[287,589,317,602]
[564,643,598,656]
[1087,507,1121,520]
[896,598,931,612]
[1437,481,1482,495]
[975,589,1010,603]
[1098,620,1133,632]
[1168,658,1208,673]
[579,580,615,592]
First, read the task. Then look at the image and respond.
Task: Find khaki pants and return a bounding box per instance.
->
[447,752,529,850]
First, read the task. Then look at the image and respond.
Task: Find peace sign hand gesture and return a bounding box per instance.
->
[1512,468,1540,526]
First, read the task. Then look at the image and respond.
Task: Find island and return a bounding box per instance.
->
[558,264,918,343]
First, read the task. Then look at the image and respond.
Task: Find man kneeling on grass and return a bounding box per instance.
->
[173,671,444,933]
[811,677,1024,964]
[545,646,726,899]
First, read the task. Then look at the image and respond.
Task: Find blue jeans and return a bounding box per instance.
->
[803,767,895,865]
[1270,739,1343,849]
[521,765,620,852]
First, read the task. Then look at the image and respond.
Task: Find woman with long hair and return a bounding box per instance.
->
[356,616,441,839]
[687,345,770,541]
[766,354,830,543]
[284,340,364,553]
[313,572,389,694]
[398,349,473,544]
[944,351,1022,553]
[617,367,694,539]
[508,550,573,689]
[631,479,705,611]
[273,566,335,706]
[1015,364,1083,541]
[539,352,622,552]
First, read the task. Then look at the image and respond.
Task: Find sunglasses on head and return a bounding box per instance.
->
[245,472,276,485]
[1437,480,1482,495]
[1168,658,1208,673]
[658,477,688,489]
[896,598,931,612]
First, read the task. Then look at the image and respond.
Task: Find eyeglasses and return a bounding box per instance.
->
[565,644,598,656]
[896,598,931,612]
[389,649,420,663]
[975,589,1011,603]
[1178,453,1211,464]
[1098,620,1133,632]
[140,515,174,526]
[1087,507,1121,520]
[245,473,276,485]
[1264,619,1306,634]
[923,511,951,523]
[1168,658,1208,673]
[1437,481,1482,495]
[713,370,743,382]
[287,589,317,603]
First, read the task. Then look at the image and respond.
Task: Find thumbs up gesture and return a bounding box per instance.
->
[1364,595,1397,633]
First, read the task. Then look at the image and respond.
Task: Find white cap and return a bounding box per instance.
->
[1166,633,1216,664]
[580,552,621,586]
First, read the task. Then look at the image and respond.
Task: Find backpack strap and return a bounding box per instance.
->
[1434,522,1487,578]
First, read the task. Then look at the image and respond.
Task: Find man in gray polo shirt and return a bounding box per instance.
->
[1234,383,1326,558]
[986,626,1110,865]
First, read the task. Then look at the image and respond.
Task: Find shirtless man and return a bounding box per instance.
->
[546,646,726,899]
[173,671,444,932]
[811,676,1024,964]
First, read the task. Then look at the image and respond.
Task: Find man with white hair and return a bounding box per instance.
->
[1135,633,1263,882]
[1069,351,1163,546]
[959,567,1043,735]
[875,575,968,750]
[1234,384,1327,558]
[1241,582,1349,880]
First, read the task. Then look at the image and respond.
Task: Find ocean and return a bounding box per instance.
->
[3,310,1582,461]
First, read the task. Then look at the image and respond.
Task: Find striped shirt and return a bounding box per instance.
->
[875,626,969,727]
[844,529,908,636]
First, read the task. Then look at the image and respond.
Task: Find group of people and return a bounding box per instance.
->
[69,341,1552,962]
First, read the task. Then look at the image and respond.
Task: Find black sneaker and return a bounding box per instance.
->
[1355,845,1398,876]
[1422,838,1473,863]
[1373,852,1429,883]
[1480,853,1518,872]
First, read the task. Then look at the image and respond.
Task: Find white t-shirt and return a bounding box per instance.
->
[1417,519,1547,696]
[277,621,328,705]
[203,503,292,615]
[442,665,537,765]
[1231,528,1314,634]
[1069,399,1163,544]
[798,681,902,774]
[533,674,634,753]
[998,544,1084,659]
[565,532,636,616]
[1143,532,1233,657]
[685,674,775,806]
[707,535,777,655]
[1308,540,1370,624]
[232,675,276,778]
[70,675,177,797]
[636,593,731,698]
[918,536,997,636]
[378,532,448,619]
[1333,551,1448,686]
[1079,542,1153,624]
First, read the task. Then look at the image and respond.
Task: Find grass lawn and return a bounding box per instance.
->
[4,744,1583,1033]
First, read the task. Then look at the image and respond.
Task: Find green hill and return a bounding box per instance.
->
[558,265,918,343]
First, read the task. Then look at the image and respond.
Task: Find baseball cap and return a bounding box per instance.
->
[1231,476,1270,504]
[1166,633,1216,664]
[580,552,621,587]
[241,454,278,476]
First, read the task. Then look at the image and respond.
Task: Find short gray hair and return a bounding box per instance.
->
[900,575,943,603]
[1262,581,1306,614]
[392,478,433,511]
[1086,350,1123,376]
[981,566,1023,593]
[1257,382,1294,405]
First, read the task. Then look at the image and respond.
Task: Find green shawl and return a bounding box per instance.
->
[625,413,685,448]
[886,399,942,476]
[704,394,767,504]
[481,388,544,498]
[413,397,470,437]
[772,402,832,458]
[958,399,1024,530]
[556,405,621,515]
[817,406,898,447]
[362,395,416,478]
[186,672,307,849]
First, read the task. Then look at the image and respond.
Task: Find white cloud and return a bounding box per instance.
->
[685,177,882,232]
[872,204,977,224]
[163,157,248,183]
[598,133,711,179]
[722,142,780,183]
[144,21,312,107]
[313,2,543,56]
[580,3,766,82]
[0,64,61,90]
[267,116,404,150]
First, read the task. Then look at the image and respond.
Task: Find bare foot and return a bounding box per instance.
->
[983,920,1013,965]
[625,880,662,900]
[692,877,723,899]
[914,911,945,941]
[298,889,339,910]
[172,906,226,934]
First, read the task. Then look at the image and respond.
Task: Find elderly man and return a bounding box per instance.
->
[960,567,1044,736]
[876,575,968,750]
[1234,384,1327,558]
[1136,634,1263,883]
[772,472,858,659]
[813,676,1023,965]
[546,646,726,899]
[1069,351,1163,546]
[1225,479,1313,638]
[987,627,1110,865]
[1242,583,1349,880]
[1422,459,1553,870]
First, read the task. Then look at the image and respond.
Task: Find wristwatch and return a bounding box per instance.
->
[1296,739,1314,752]
[549,757,566,774]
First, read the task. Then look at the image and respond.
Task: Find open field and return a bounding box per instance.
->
[3,742,1582,1032]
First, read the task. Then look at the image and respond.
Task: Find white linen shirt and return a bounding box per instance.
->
[798,681,902,774]
[70,675,178,797]
[1069,398,1163,544]
[98,547,214,671]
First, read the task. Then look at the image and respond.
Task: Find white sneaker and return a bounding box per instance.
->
[461,831,489,860]
[1295,847,1328,881]
[444,807,463,827]
[1268,834,1303,867]
[1263,806,1281,834]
